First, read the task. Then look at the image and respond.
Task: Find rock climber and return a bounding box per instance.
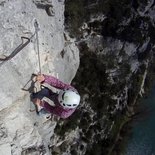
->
[31,74,80,119]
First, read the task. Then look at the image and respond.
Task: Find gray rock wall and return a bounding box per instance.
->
[0,0,79,154]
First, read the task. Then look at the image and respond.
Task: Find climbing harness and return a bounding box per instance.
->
[21,73,38,112]
[21,73,37,92]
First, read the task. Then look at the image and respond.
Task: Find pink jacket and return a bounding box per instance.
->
[42,75,77,119]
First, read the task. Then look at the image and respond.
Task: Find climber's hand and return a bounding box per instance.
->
[36,74,45,83]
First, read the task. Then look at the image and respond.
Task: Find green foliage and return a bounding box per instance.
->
[143,60,155,95]
[65,0,131,37]
[52,152,59,155]
[85,142,103,155]
[65,0,87,36]
[100,0,131,20]
[63,1,155,155]
[55,111,81,137]
[70,150,78,155]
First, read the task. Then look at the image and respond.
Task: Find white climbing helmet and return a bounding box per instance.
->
[58,89,80,109]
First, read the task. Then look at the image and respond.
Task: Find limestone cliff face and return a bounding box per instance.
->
[0,0,79,155]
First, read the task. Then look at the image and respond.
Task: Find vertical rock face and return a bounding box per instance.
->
[51,0,155,155]
[0,0,79,154]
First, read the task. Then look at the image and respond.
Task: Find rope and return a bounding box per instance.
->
[34,19,42,74]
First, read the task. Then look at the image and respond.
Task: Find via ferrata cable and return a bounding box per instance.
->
[34,19,42,74]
